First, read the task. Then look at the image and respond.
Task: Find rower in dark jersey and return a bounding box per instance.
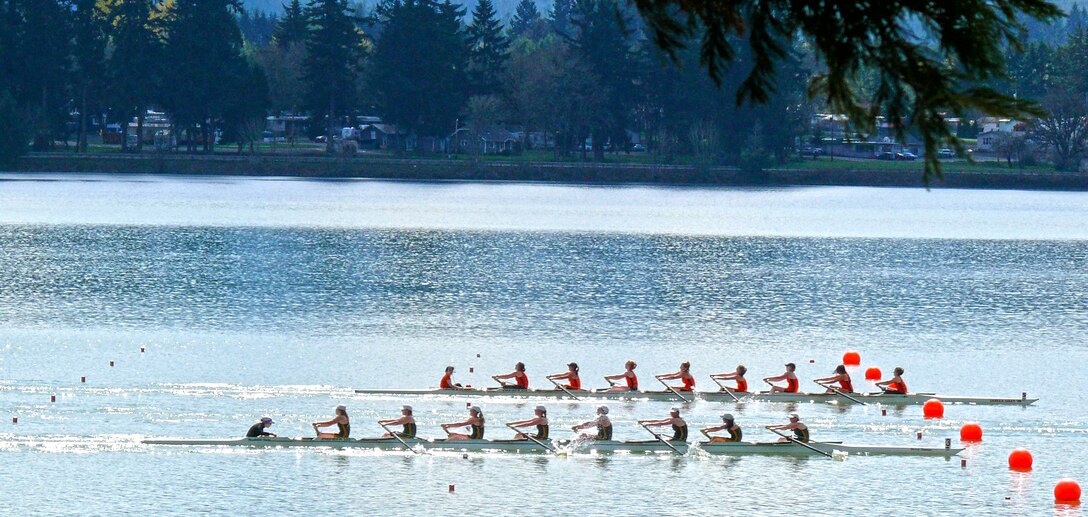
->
[768,413,809,443]
[571,405,612,440]
[312,405,350,439]
[763,363,800,393]
[378,405,417,439]
[246,417,276,438]
[701,414,742,443]
[442,406,484,440]
[639,407,688,442]
[815,365,855,393]
[508,406,549,440]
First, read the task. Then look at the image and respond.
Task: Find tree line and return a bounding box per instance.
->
[0,0,808,167]
[0,0,1073,172]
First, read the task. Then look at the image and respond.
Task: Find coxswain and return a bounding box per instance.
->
[546,362,582,390]
[701,414,742,443]
[658,361,696,391]
[710,364,749,393]
[814,365,854,393]
[639,407,687,442]
[442,405,485,441]
[876,367,908,394]
[763,363,800,393]
[246,417,276,438]
[571,405,612,440]
[312,405,350,439]
[493,362,529,390]
[508,406,549,440]
[440,366,468,390]
[378,405,417,439]
[603,360,638,392]
[768,412,809,443]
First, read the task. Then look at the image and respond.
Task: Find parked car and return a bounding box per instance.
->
[802,146,825,156]
[895,151,918,161]
[876,151,895,160]
[937,148,956,159]
[631,143,646,152]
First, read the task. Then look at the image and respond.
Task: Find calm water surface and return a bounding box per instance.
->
[0,174,1086,516]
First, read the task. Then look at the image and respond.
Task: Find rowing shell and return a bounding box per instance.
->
[352,388,1037,406]
[141,437,962,457]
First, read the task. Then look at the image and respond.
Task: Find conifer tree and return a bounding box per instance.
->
[107,0,161,151]
[548,0,572,36]
[303,0,360,153]
[466,0,508,95]
[508,0,539,40]
[274,0,308,48]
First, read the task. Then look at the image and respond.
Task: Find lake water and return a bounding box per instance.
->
[0,174,1086,515]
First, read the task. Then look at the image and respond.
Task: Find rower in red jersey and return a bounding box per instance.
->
[493,362,529,390]
[658,361,696,391]
[710,364,749,393]
[814,365,854,393]
[763,363,800,393]
[876,367,908,394]
[439,366,469,390]
[546,362,582,390]
[603,360,638,392]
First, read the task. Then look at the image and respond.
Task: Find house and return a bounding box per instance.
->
[975,118,1027,151]
[265,114,310,140]
[358,123,402,149]
[451,126,520,155]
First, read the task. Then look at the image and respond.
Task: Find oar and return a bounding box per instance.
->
[639,422,685,455]
[814,380,866,406]
[764,425,831,458]
[710,377,740,402]
[548,377,581,401]
[379,422,422,454]
[506,423,556,453]
[491,375,507,388]
[655,375,691,403]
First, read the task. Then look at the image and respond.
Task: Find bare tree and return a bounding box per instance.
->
[1030,91,1088,171]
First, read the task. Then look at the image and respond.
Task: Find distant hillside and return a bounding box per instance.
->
[242,0,554,20]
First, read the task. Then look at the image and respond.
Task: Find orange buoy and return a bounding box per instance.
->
[449,484,455,493]
[50,394,56,403]
[141,347,145,353]
[842,351,861,366]
[809,359,814,363]
[81,376,86,383]
[1008,448,1033,471]
[922,398,944,418]
[960,422,983,442]
[12,417,17,424]
[1055,479,1081,503]
[864,367,882,380]
[109,360,114,367]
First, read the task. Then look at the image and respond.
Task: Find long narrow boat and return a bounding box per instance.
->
[142,436,962,457]
[352,387,1037,406]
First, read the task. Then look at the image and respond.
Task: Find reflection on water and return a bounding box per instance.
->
[0,178,1087,513]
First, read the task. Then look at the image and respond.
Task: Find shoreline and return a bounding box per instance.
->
[9,152,1088,191]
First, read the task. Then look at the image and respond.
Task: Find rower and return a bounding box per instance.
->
[442,405,485,441]
[638,407,687,442]
[571,405,612,440]
[814,365,854,393]
[508,406,549,440]
[876,367,908,394]
[603,360,638,392]
[312,405,350,439]
[493,362,529,390]
[658,361,696,391]
[710,364,748,393]
[701,413,742,443]
[440,366,468,390]
[546,362,582,390]
[378,405,417,439]
[763,363,799,393]
[246,417,276,438]
[768,412,809,442]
